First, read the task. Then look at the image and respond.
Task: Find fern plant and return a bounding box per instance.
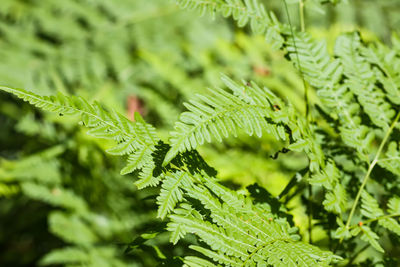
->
[2,0,400,266]
[0,81,338,265]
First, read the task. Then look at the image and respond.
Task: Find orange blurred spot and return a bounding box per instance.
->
[253,65,270,76]
[127,96,144,121]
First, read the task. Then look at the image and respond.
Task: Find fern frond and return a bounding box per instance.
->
[40,247,90,266]
[204,180,253,213]
[0,145,64,184]
[183,256,218,267]
[120,146,153,175]
[169,205,262,259]
[187,185,268,244]
[174,0,285,48]
[388,197,400,213]
[378,218,400,236]
[359,225,384,253]
[40,246,128,267]
[308,161,340,190]
[285,32,343,90]
[361,191,384,218]
[189,245,241,266]
[21,182,88,214]
[136,161,161,189]
[156,171,194,219]
[164,75,291,165]
[284,32,376,158]
[0,86,161,189]
[361,42,400,105]
[49,212,97,246]
[322,183,347,214]
[361,191,400,237]
[335,33,395,130]
[378,141,400,176]
[167,182,336,266]
[249,240,335,266]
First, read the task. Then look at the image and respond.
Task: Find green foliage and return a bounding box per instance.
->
[168,180,337,266]
[0,1,308,265]
[2,0,400,266]
[0,86,161,190]
[1,83,338,265]
[164,74,290,164]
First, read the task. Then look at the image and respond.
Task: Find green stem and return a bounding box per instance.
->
[299,0,306,32]
[282,0,310,121]
[299,0,308,120]
[282,0,313,245]
[339,111,400,245]
[308,184,313,244]
[348,213,400,230]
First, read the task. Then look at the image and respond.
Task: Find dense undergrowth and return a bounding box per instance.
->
[1,0,400,266]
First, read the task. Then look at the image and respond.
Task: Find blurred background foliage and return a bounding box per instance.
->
[0,0,399,266]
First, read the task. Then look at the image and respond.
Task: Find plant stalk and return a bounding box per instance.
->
[339,111,400,245]
[348,213,400,230]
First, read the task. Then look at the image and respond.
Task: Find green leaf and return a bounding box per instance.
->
[360,225,384,253]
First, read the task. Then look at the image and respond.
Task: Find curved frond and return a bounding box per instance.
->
[164,75,290,165]
[0,86,161,189]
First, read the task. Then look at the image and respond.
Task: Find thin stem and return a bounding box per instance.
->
[299,0,306,32]
[281,0,310,121]
[348,213,400,230]
[282,0,317,245]
[299,0,309,120]
[296,0,313,243]
[339,111,400,245]
[308,184,313,244]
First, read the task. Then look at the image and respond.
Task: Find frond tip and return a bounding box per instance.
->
[0,86,161,189]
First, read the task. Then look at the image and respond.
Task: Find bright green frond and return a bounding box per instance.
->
[164,75,290,165]
[156,171,194,219]
[0,86,161,189]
